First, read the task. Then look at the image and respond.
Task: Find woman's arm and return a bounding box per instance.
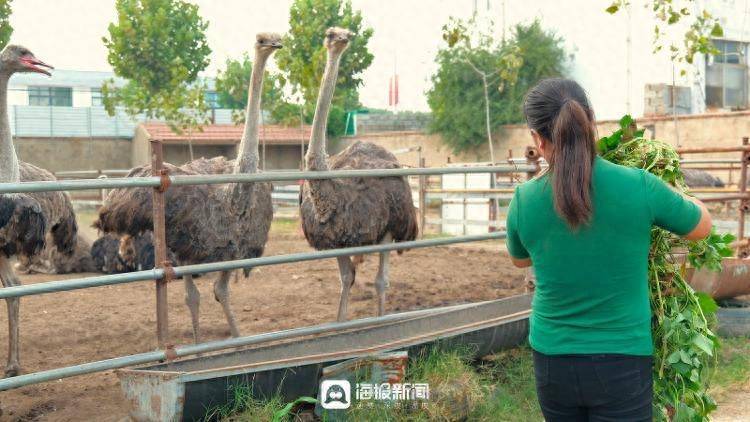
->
[510,257,532,268]
[681,194,712,241]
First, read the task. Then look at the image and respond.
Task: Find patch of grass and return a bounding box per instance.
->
[224,345,541,422]
[207,384,285,421]
[270,217,300,235]
[710,336,750,401]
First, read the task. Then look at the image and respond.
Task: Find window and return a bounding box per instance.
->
[706,40,748,109]
[91,88,103,106]
[28,86,73,106]
[205,91,219,109]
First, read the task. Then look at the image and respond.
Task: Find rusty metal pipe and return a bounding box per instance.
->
[150,140,170,349]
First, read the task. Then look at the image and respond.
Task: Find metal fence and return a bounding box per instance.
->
[0,141,538,392]
[9,105,237,138]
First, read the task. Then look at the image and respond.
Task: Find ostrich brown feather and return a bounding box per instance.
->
[300,141,419,250]
[0,162,78,260]
[94,156,272,272]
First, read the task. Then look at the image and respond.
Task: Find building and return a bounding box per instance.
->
[6,69,311,172]
[132,122,312,170]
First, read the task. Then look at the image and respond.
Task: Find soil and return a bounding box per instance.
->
[714,384,750,422]
[0,228,525,421]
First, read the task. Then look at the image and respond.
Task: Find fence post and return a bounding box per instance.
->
[150,140,172,348]
[738,137,749,258]
[525,146,542,180]
[419,157,426,239]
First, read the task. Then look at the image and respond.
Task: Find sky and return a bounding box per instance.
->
[9,0,512,112]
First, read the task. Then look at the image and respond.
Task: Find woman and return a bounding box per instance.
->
[506,78,712,421]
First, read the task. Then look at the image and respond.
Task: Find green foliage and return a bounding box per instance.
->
[214,53,286,124]
[102,0,212,133]
[600,116,735,421]
[606,1,723,69]
[427,20,566,153]
[276,0,374,137]
[0,0,12,51]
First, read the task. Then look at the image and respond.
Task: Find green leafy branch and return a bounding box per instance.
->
[606,0,723,71]
[600,115,734,421]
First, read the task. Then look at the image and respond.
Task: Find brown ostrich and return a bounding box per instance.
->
[300,28,418,321]
[95,33,281,343]
[0,45,80,377]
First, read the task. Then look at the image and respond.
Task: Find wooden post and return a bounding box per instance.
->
[419,157,427,239]
[150,140,171,348]
[738,137,749,258]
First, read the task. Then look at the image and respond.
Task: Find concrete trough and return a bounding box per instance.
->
[117,294,532,421]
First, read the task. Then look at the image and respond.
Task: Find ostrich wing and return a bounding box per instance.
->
[18,162,78,255]
[0,193,46,258]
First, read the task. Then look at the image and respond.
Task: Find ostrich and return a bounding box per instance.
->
[0,45,80,377]
[300,28,418,321]
[95,33,281,342]
[16,234,95,274]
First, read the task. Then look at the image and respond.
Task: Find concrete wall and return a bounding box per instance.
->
[15,137,132,172]
[343,111,750,166]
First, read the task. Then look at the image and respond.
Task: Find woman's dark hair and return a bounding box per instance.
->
[523,78,596,229]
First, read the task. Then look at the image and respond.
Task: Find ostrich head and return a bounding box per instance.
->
[255,33,283,54]
[0,45,53,76]
[324,27,353,55]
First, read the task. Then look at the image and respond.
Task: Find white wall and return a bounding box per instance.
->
[72,87,92,107]
[7,84,27,106]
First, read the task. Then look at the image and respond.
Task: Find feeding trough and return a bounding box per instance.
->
[117,294,531,421]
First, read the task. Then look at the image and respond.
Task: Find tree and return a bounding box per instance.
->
[428,20,566,153]
[276,0,374,136]
[215,53,287,124]
[0,1,11,51]
[101,0,212,133]
[606,0,723,69]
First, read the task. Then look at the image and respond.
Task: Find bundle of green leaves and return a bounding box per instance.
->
[599,115,735,421]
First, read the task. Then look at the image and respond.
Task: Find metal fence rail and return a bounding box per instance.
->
[0,165,536,194]
[0,232,505,300]
[0,150,533,393]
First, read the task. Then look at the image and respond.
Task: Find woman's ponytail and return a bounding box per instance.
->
[550,99,595,228]
[523,78,597,229]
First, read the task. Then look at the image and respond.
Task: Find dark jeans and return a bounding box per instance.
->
[533,350,653,422]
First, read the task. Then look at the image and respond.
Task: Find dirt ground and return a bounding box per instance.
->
[0,224,526,421]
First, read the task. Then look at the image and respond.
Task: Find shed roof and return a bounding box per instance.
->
[140,122,311,146]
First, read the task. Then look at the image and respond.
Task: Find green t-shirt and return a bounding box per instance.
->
[506,156,702,356]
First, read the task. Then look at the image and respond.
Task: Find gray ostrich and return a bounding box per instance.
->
[300,28,418,321]
[0,45,80,377]
[95,33,281,342]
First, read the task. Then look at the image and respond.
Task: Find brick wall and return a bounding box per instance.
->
[15,137,132,172]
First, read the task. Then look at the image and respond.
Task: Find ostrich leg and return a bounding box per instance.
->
[374,234,393,316]
[213,271,240,337]
[0,256,20,377]
[184,274,201,343]
[336,256,355,322]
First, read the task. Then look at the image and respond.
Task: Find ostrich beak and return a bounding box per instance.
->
[271,42,283,49]
[20,55,53,76]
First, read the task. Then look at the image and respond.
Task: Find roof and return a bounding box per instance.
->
[140,122,311,146]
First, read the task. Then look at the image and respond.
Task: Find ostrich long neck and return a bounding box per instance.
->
[233,49,271,175]
[305,49,343,171]
[0,73,19,183]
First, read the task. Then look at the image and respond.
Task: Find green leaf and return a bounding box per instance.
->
[696,292,719,315]
[711,22,724,37]
[605,4,619,14]
[692,333,714,356]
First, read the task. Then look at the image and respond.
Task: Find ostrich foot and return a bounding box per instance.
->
[214,271,240,338]
[374,239,391,317]
[4,363,20,378]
